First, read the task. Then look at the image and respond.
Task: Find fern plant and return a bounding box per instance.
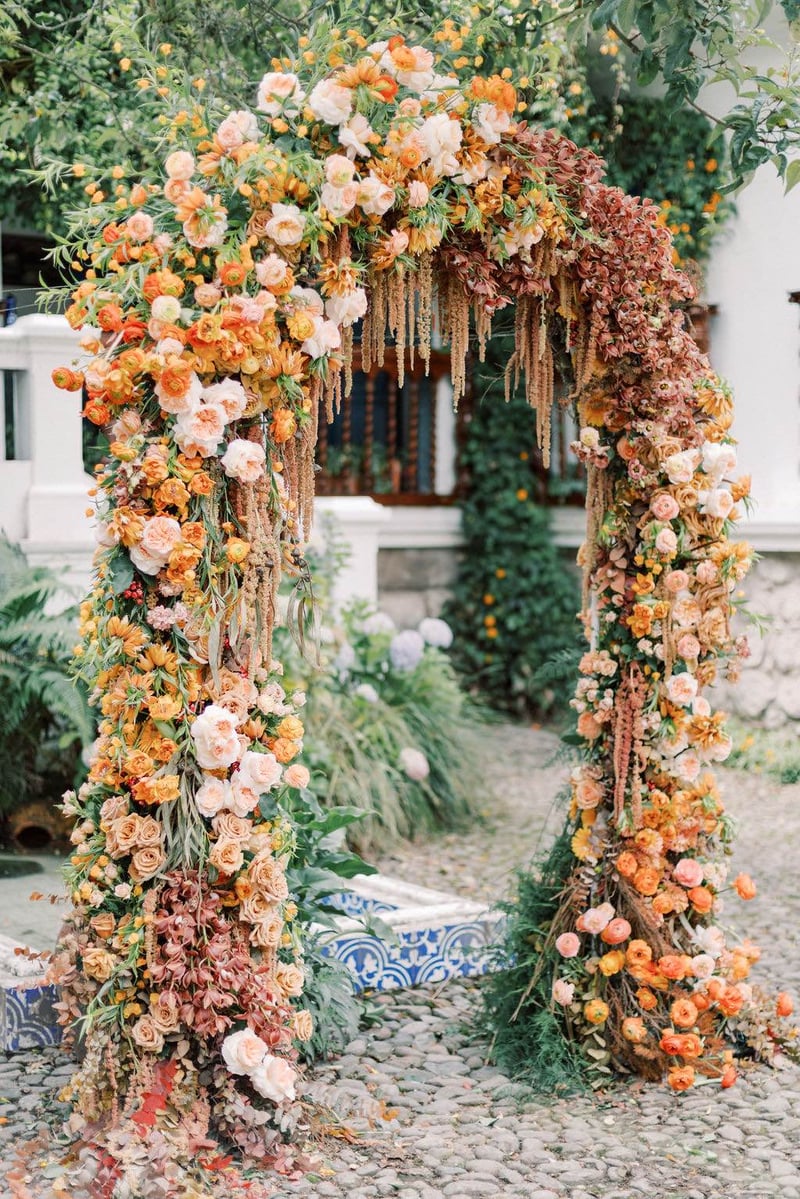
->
[0,537,93,815]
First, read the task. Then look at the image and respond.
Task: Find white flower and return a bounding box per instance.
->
[239,750,283,794]
[320,181,359,217]
[324,154,356,186]
[701,440,737,482]
[201,379,248,422]
[419,112,463,177]
[338,113,374,158]
[362,612,395,635]
[290,285,325,316]
[666,672,698,707]
[308,79,353,126]
[255,253,290,289]
[664,448,700,485]
[164,150,195,180]
[195,775,233,818]
[150,295,182,325]
[222,1028,268,1075]
[325,287,368,327]
[216,109,259,151]
[691,924,725,958]
[354,682,379,703]
[407,180,429,208]
[357,173,396,216]
[173,399,228,457]
[228,772,261,818]
[698,487,734,520]
[250,1055,297,1103]
[191,704,243,770]
[399,747,429,781]
[301,316,341,359]
[221,438,266,483]
[256,71,304,117]
[264,202,306,247]
[389,629,425,672]
[472,102,512,145]
[418,617,453,649]
[690,954,716,980]
[334,642,356,673]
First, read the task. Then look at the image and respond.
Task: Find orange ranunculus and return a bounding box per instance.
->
[622,1017,647,1043]
[147,695,183,722]
[706,979,725,1002]
[658,955,688,982]
[153,478,191,511]
[143,269,185,301]
[636,986,658,1011]
[659,1031,702,1058]
[730,952,751,982]
[277,715,304,741]
[97,303,125,332]
[733,873,757,900]
[584,998,609,1025]
[52,366,84,391]
[717,986,745,1017]
[633,866,660,896]
[180,522,207,549]
[218,260,249,288]
[157,357,194,401]
[668,1065,695,1092]
[626,940,653,969]
[270,408,297,444]
[598,950,626,977]
[189,470,215,495]
[670,997,699,1029]
[687,885,714,914]
[225,537,250,564]
[374,74,399,102]
[692,990,711,1013]
[626,603,654,638]
[616,851,639,879]
[132,775,180,805]
[776,992,794,1018]
[721,1064,737,1088]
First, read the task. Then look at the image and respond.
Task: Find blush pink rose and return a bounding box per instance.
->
[202,379,248,421]
[677,633,701,659]
[191,705,242,770]
[250,1055,297,1103]
[195,776,232,818]
[140,516,182,560]
[284,763,310,789]
[664,569,690,593]
[577,904,614,935]
[651,493,680,521]
[674,858,705,889]
[255,253,290,288]
[164,150,195,180]
[125,211,155,243]
[552,979,575,1005]
[408,180,430,208]
[655,527,678,555]
[666,672,698,707]
[239,750,283,794]
[222,1028,268,1075]
[555,932,581,958]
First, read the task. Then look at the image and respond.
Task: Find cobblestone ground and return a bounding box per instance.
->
[3,724,800,1199]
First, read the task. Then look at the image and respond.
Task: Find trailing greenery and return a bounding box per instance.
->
[0,536,93,816]
[443,336,582,720]
[275,599,482,853]
[481,820,587,1094]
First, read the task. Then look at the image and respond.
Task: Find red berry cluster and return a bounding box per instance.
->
[122,579,145,604]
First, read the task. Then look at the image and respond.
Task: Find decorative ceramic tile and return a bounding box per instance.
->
[1,982,62,1051]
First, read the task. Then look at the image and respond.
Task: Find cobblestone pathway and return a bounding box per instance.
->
[3,725,800,1198]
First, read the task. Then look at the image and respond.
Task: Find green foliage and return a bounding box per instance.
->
[481,822,587,1093]
[443,338,581,720]
[275,597,482,853]
[0,536,93,815]
[725,718,800,785]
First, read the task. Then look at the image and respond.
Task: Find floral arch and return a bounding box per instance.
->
[50,23,795,1197]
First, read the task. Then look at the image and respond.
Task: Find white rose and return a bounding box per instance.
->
[221,1028,268,1075]
[399,747,429,781]
[264,202,307,247]
[201,379,248,422]
[239,750,283,794]
[165,150,195,180]
[701,441,737,482]
[325,287,368,328]
[324,154,356,186]
[357,174,396,216]
[301,316,341,359]
[320,181,359,218]
[690,954,716,980]
[472,102,512,145]
[140,515,182,562]
[257,72,304,117]
[419,112,462,177]
[698,488,734,520]
[674,750,701,782]
[150,295,182,324]
[290,286,324,316]
[255,253,290,289]
[195,775,232,818]
[191,704,243,770]
[338,113,373,158]
[221,439,267,483]
[664,449,700,485]
[407,180,429,208]
[129,544,166,575]
[308,79,353,126]
[173,401,228,457]
[249,1055,297,1103]
[229,771,261,817]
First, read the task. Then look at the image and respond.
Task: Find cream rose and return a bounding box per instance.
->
[126,211,154,243]
[699,488,734,520]
[325,288,368,327]
[250,1055,297,1103]
[356,174,395,216]
[250,911,284,948]
[202,379,248,422]
[150,294,182,325]
[283,763,310,789]
[292,1009,314,1042]
[165,150,195,180]
[195,775,232,818]
[239,750,283,794]
[256,72,304,117]
[301,316,341,359]
[221,439,267,483]
[221,1027,268,1075]
[472,102,512,145]
[338,113,373,158]
[308,79,353,126]
[275,962,304,997]
[419,112,462,177]
[664,449,700,485]
[255,253,290,289]
[666,672,698,707]
[131,1014,165,1053]
[140,516,183,562]
[264,202,306,247]
[191,704,242,770]
[407,180,429,208]
[320,181,359,218]
[209,837,244,876]
[229,773,261,818]
[211,811,252,841]
[324,154,356,186]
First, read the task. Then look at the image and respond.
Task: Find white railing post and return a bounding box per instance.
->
[313,496,392,609]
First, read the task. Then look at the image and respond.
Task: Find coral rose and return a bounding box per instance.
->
[734,873,757,900]
[601,918,632,946]
[555,932,581,958]
[776,992,794,1018]
[222,1028,268,1076]
[658,955,688,981]
[668,1065,695,1092]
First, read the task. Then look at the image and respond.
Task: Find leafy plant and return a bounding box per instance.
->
[0,536,93,816]
[443,336,582,720]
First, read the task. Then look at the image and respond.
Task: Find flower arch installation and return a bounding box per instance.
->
[50,24,796,1196]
